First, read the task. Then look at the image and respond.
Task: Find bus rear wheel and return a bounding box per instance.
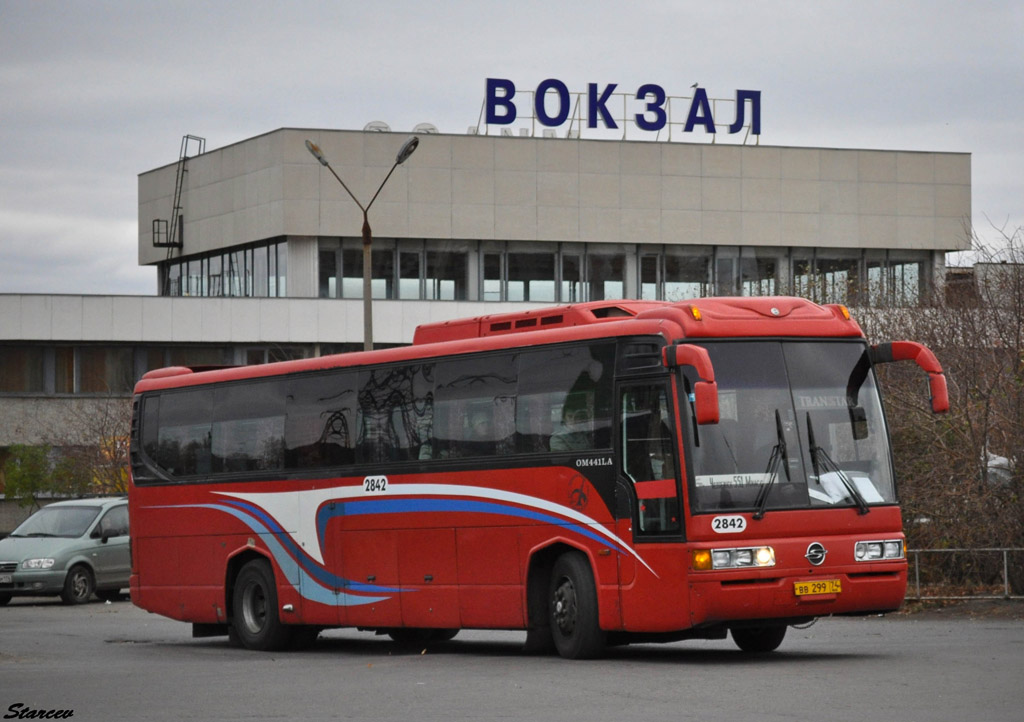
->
[232,559,291,651]
[548,552,605,659]
[731,625,787,653]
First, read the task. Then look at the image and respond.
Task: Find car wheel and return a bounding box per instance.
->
[60,565,95,605]
[0,593,11,606]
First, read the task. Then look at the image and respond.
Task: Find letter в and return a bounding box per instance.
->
[486,78,517,125]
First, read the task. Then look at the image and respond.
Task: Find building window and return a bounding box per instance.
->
[168,347,232,367]
[587,253,625,300]
[159,240,286,298]
[341,248,395,299]
[508,252,556,302]
[483,253,503,301]
[79,347,134,394]
[400,250,421,299]
[888,257,926,306]
[642,248,712,301]
[740,248,778,297]
[561,253,583,303]
[245,347,311,365]
[0,346,45,392]
[319,247,338,298]
[667,252,710,300]
[426,250,468,300]
[55,347,74,393]
[270,243,286,297]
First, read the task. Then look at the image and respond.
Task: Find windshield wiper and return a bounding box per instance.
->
[807,413,870,514]
[753,410,790,520]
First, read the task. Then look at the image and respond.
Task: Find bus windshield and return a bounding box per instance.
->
[682,340,895,515]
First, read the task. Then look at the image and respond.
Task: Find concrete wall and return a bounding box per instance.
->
[138,128,972,269]
[0,294,548,347]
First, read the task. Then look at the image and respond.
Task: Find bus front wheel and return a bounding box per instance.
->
[548,552,606,659]
[731,625,787,653]
[232,559,291,651]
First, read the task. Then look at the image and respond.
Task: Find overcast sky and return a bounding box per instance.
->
[1,0,1021,295]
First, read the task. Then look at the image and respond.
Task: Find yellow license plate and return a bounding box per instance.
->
[794,579,842,596]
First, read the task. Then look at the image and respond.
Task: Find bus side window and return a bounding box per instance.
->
[432,355,516,460]
[285,372,357,469]
[518,342,614,454]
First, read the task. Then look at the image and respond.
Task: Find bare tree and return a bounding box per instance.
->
[862,225,1024,592]
[42,396,133,497]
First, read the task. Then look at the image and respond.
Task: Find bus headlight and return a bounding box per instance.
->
[855,539,905,561]
[692,546,775,570]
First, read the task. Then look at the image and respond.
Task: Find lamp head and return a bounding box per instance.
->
[305,139,329,166]
[396,136,419,165]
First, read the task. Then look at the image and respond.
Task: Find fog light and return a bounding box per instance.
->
[692,550,712,571]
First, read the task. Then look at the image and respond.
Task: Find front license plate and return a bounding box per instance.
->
[0,574,12,584]
[794,579,841,596]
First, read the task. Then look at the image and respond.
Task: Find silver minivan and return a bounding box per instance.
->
[0,497,129,605]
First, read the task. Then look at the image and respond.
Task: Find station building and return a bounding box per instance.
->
[0,123,972,499]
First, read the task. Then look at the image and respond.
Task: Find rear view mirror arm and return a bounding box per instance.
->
[664,344,719,425]
[870,341,949,414]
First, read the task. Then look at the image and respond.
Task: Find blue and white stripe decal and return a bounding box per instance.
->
[315,497,634,559]
[216,482,655,576]
[166,502,393,606]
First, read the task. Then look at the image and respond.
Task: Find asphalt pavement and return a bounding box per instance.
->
[1,597,1022,722]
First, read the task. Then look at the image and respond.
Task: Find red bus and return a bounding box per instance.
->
[128,297,947,657]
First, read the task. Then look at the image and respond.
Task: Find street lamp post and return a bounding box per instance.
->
[306,135,419,351]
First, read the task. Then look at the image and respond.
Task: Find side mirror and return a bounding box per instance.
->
[871,341,949,414]
[664,344,719,425]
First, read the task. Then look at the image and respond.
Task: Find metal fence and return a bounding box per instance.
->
[906,547,1024,600]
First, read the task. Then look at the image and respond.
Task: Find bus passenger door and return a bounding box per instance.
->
[620,383,681,538]
[616,382,691,632]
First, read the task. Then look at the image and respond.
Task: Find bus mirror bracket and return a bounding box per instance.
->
[870,341,949,414]
[664,344,720,425]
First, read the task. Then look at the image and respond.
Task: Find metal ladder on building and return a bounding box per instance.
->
[153,134,206,249]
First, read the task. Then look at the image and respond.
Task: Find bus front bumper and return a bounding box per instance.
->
[688,566,908,626]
